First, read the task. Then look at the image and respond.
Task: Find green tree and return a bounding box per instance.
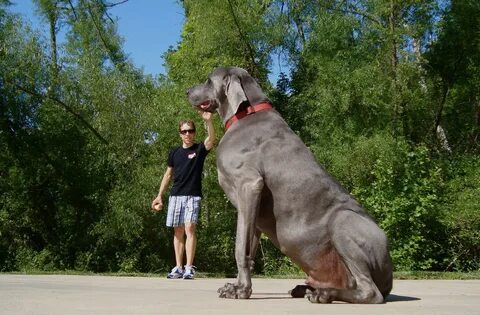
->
[269,0,451,271]
[426,0,480,153]
[2,0,479,274]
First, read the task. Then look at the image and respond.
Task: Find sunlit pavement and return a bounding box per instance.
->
[1,275,479,315]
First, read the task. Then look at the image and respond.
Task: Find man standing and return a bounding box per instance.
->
[151,112,215,279]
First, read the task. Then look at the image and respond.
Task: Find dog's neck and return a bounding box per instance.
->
[224,102,273,130]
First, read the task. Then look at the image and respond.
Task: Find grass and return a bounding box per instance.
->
[393,271,480,280]
[254,271,480,280]
[3,270,480,280]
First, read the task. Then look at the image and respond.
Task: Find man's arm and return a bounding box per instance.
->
[202,112,215,151]
[151,166,173,211]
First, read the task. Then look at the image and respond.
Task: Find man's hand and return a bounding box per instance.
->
[151,196,163,211]
[154,167,172,212]
[200,110,215,150]
[200,110,213,122]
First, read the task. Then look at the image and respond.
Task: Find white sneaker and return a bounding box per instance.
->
[167,266,184,279]
[183,265,196,280]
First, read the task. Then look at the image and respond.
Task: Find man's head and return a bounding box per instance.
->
[178,120,196,147]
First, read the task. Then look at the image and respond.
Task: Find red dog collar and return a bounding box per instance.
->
[225,102,273,130]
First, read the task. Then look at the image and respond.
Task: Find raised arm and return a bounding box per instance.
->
[201,111,216,151]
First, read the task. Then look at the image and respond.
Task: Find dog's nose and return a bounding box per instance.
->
[186,88,191,96]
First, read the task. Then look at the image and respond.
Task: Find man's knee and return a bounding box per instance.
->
[184,223,196,237]
[174,226,185,237]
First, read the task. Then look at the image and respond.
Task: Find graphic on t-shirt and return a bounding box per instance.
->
[188,152,197,159]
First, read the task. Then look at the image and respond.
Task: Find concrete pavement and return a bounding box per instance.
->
[1,274,479,314]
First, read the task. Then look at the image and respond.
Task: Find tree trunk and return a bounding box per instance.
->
[436,124,452,153]
[49,11,58,75]
[412,36,428,93]
[389,0,401,137]
[434,85,452,153]
[473,98,480,147]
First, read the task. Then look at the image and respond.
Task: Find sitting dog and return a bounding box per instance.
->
[187,67,393,303]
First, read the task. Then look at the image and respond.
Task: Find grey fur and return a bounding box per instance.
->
[187,67,393,304]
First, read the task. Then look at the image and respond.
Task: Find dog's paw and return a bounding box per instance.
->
[289,285,315,298]
[218,282,252,299]
[305,288,333,304]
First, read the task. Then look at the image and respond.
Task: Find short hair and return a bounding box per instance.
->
[178,120,196,132]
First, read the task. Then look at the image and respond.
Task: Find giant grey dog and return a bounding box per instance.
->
[187,67,393,304]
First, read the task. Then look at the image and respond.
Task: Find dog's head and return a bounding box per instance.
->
[187,67,269,126]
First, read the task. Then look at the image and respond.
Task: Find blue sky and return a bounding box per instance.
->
[9,0,286,82]
[10,0,184,77]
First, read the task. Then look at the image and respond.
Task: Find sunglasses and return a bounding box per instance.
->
[180,129,196,135]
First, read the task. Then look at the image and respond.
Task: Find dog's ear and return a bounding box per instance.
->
[221,74,248,122]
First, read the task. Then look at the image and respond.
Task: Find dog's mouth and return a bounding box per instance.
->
[196,100,217,113]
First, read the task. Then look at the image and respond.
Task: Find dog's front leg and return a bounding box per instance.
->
[249,228,261,272]
[218,177,263,299]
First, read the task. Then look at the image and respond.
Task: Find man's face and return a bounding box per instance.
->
[179,123,196,146]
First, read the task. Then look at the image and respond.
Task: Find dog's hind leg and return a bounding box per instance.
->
[306,209,392,304]
[305,272,384,304]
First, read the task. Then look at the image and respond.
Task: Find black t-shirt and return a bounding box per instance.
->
[167,142,210,197]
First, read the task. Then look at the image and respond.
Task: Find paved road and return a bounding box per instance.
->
[1,275,479,315]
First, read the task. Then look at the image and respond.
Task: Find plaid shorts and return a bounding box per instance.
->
[166,196,201,227]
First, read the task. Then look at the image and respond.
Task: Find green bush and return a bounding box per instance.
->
[195,182,238,275]
[353,142,447,271]
[15,247,56,272]
[441,156,480,271]
[255,235,302,276]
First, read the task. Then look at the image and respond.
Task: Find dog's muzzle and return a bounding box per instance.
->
[195,100,216,112]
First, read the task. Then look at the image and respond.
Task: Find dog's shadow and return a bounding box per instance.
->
[249,293,421,302]
[385,294,421,303]
[250,292,293,300]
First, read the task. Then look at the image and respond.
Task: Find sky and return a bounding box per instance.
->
[9,0,287,82]
[9,0,185,77]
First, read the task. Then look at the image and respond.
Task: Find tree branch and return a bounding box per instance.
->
[315,0,383,25]
[86,1,125,67]
[226,0,258,75]
[6,79,109,145]
[105,0,129,7]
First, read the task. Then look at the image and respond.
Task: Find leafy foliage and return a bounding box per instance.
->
[0,0,478,274]
[354,143,446,270]
[440,156,480,271]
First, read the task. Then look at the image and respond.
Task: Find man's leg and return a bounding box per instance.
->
[185,223,197,266]
[182,196,200,279]
[173,226,185,268]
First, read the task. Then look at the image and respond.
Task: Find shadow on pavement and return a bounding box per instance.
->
[386,294,421,302]
[249,293,421,302]
[250,292,293,300]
